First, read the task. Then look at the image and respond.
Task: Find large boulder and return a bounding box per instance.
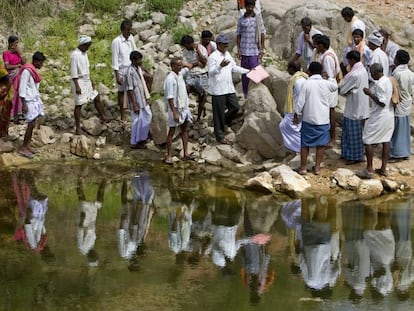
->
[270,164,311,197]
[150,99,168,145]
[262,65,290,115]
[236,83,285,159]
[356,179,384,200]
[269,1,376,62]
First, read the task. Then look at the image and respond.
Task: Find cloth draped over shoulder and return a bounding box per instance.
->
[285,71,308,114]
[14,63,42,95]
[389,76,401,106]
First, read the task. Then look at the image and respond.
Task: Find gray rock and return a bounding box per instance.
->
[83,117,105,136]
[150,99,168,145]
[270,164,311,197]
[70,135,93,158]
[201,145,224,165]
[78,24,95,37]
[0,139,14,152]
[151,12,166,24]
[245,171,275,194]
[152,63,170,93]
[262,66,290,115]
[356,179,384,200]
[332,168,361,190]
[215,15,237,33]
[236,84,285,159]
[140,29,157,42]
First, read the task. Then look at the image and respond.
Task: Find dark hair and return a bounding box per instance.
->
[379,28,390,39]
[341,7,354,18]
[370,63,383,75]
[316,35,330,49]
[312,33,322,41]
[346,50,361,62]
[245,0,256,6]
[308,62,323,75]
[180,35,194,46]
[8,35,19,44]
[201,30,213,38]
[130,50,143,61]
[32,51,46,62]
[120,19,132,31]
[352,29,364,37]
[170,56,182,66]
[300,17,312,27]
[287,61,301,72]
[395,49,410,65]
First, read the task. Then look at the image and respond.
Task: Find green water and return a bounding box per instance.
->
[0,163,413,311]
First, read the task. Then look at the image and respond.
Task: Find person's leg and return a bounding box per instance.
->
[118,91,125,121]
[212,95,226,142]
[365,144,374,173]
[97,179,106,203]
[94,95,108,123]
[240,55,259,98]
[180,119,189,157]
[299,146,309,172]
[314,146,325,172]
[74,105,82,134]
[21,119,36,153]
[166,127,176,162]
[328,107,336,147]
[224,93,240,127]
[380,142,390,172]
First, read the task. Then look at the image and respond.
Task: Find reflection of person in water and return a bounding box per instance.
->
[299,195,340,299]
[390,200,413,301]
[77,177,106,267]
[12,170,54,262]
[364,206,395,298]
[210,190,243,274]
[118,172,155,271]
[341,201,370,302]
[240,206,274,305]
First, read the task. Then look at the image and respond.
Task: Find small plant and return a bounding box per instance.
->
[76,0,121,13]
[145,0,184,15]
[172,25,193,44]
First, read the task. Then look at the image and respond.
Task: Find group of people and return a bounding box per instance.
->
[280,6,414,178]
[282,196,414,301]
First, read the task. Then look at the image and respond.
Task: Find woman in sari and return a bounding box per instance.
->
[2,35,26,123]
[0,67,13,138]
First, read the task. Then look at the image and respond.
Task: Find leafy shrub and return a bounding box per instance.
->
[145,0,184,15]
[172,25,192,44]
[76,0,121,12]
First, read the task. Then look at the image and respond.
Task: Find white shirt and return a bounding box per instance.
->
[295,27,322,65]
[384,40,400,71]
[351,19,366,36]
[163,69,190,109]
[70,48,90,79]
[339,62,370,120]
[392,64,414,117]
[369,48,389,78]
[182,44,208,75]
[19,69,41,102]
[318,48,340,79]
[111,34,137,71]
[208,50,249,96]
[295,74,338,125]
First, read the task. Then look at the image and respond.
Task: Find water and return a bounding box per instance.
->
[0,163,413,311]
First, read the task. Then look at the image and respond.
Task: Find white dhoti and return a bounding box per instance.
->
[71,77,98,106]
[130,105,152,145]
[279,113,301,153]
[25,98,44,122]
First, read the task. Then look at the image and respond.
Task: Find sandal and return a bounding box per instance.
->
[374,169,388,177]
[182,152,196,161]
[311,166,320,176]
[19,150,34,159]
[219,138,230,145]
[164,158,173,165]
[294,167,307,175]
[356,169,373,179]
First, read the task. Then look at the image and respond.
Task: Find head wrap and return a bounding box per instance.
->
[78,35,92,46]
[367,31,383,46]
[216,34,231,44]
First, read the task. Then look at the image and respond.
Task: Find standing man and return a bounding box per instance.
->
[111,19,137,121]
[367,31,389,79]
[379,28,400,74]
[279,61,308,153]
[163,57,194,165]
[358,63,394,178]
[389,50,414,162]
[71,35,108,135]
[338,51,369,165]
[236,0,265,98]
[125,51,152,149]
[200,30,217,56]
[341,7,366,47]
[291,17,322,67]
[208,34,250,144]
[19,52,46,159]
[314,35,340,148]
[293,62,338,175]
[180,35,208,121]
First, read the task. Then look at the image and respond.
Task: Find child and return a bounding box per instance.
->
[19,52,46,158]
